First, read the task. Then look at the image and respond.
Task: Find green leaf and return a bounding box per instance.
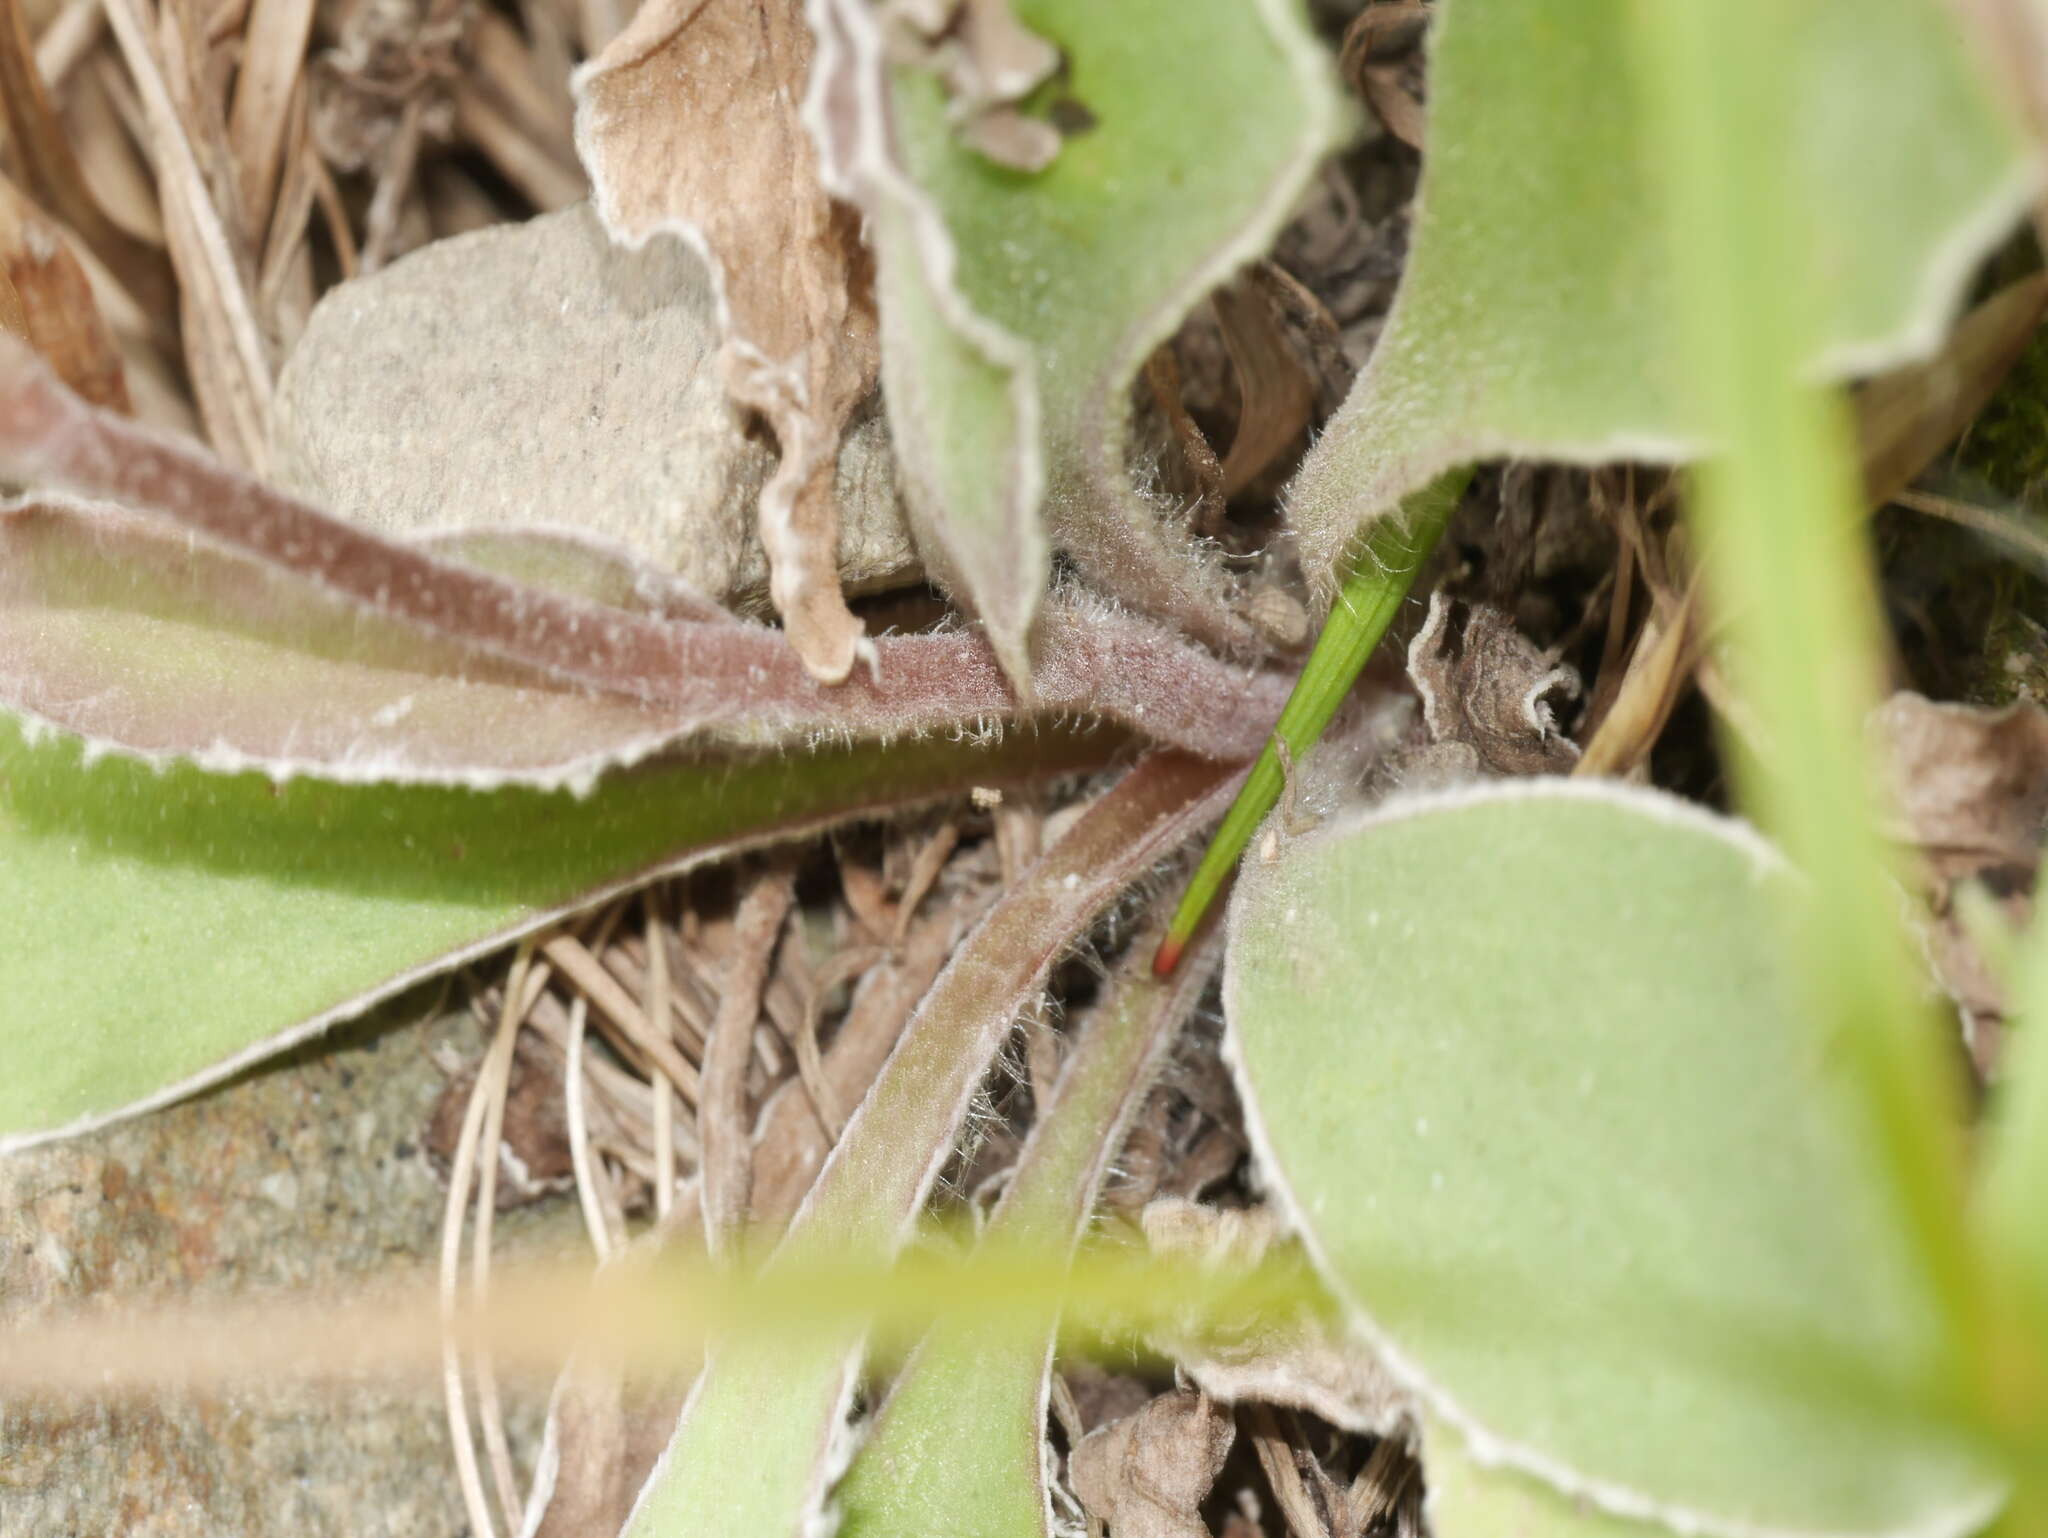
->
[1422,1411,1657,1538]
[834,945,1215,1538]
[1223,780,2001,1537]
[1980,894,2048,1442]
[623,755,1237,1538]
[1159,467,1470,972]
[1282,0,2033,592]
[0,714,1120,1152]
[812,0,1343,669]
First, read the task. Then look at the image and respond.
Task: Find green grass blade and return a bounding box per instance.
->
[1630,0,1985,1398]
[1977,895,2048,1493]
[1156,467,1468,973]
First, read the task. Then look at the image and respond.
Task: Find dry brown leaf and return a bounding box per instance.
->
[1069,1386,1236,1538]
[1338,1,1429,150]
[1247,1402,1363,1538]
[699,867,795,1250]
[526,1358,680,1538]
[0,171,128,410]
[576,0,880,683]
[886,0,1060,171]
[1875,692,2048,875]
[1213,274,1318,496]
[426,1029,576,1208]
[1872,690,2048,1068]
[1405,589,1583,778]
[0,266,26,340]
[0,0,177,326]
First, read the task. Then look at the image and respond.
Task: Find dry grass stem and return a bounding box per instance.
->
[647,894,678,1221]
[566,994,620,1263]
[543,933,702,1103]
[700,867,796,1249]
[225,0,314,231]
[440,941,538,1538]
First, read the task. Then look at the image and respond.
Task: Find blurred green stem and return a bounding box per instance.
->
[1630,0,1984,1394]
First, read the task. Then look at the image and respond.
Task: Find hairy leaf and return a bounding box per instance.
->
[0,350,1298,782]
[623,754,1239,1538]
[808,0,1342,672]
[1283,0,2033,594]
[576,0,878,681]
[0,715,1120,1153]
[1225,780,2000,1537]
[834,940,1216,1538]
[0,492,1287,787]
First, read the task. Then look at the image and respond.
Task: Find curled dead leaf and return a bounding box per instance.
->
[1069,1386,1236,1538]
[575,0,879,682]
[1872,690,2048,1069]
[1405,590,1582,778]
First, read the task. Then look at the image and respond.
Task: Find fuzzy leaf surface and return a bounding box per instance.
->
[0,716,1118,1153]
[0,354,1296,782]
[810,0,1341,667]
[0,493,1286,787]
[1224,780,2000,1537]
[1283,0,2034,592]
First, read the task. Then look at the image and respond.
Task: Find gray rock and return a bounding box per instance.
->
[0,1004,579,1537]
[271,204,917,606]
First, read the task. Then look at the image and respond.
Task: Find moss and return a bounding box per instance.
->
[1954,322,2048,501]
[1961,574,2048,707]
[1877,508,2048,707]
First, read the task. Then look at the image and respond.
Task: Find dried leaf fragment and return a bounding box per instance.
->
[0,172,129,411]
[576,0,880,682]
[1872,690,2048,1053]
[1856,271,2048,509]
[1069,1387,1236,1538]
[885,0,1061,172]
[1405,590,1582,777]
